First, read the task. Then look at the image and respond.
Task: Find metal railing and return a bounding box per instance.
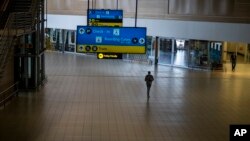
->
[0,0,41,106]
[123,54,151,65]
[0,0,39,72]
[0,13,17,72]
[0,0,10,12]
[0,82,19,108]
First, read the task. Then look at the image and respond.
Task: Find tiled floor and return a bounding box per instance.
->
[1,52,250,141]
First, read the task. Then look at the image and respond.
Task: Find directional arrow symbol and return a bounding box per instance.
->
[132,38,138,44]
[139,38,145,44]
[79,28,85,34]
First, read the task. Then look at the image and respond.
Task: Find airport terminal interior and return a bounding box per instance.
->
[1,0,250,141]
[1,52,250,141]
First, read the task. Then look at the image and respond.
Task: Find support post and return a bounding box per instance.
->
[155,37,159,65]
[171,39,175,66]
[135,0,138,27]
[87,0,90,26]
[41,0,46,82]
[117,0,119,10]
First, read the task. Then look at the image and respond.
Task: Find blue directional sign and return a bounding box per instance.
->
[88,9,123,26]
[76,26,146,54]
[88,9,123,20]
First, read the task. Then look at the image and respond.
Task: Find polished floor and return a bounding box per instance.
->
[1,52,250,141]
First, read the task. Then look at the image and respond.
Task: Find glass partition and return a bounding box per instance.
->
[188,40,210,69]
[158,38,172,65]
[45,28,76,53]
[224,42,249,64]
[173,39,189,67]
[122,36,152,63]
[210,42,222,64]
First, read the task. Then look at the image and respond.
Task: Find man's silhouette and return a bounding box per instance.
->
[145,71,154,99]
[230,53,237,71]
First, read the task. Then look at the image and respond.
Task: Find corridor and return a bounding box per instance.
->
[1,52,250,141]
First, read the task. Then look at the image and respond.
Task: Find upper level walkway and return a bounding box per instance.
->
[0,51,250,141]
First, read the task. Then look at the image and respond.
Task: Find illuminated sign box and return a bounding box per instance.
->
[76,26,147,54]
[88,9,123,27]
[97,53,122,59]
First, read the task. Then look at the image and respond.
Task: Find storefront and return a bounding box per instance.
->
[45,28,227,70]
[223,42,250,64]
[45,28,76,53]
[153,37,223,70]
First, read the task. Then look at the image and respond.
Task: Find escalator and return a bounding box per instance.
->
[1,0,46,107]
[1,0,46,92]
[0,0,32,29]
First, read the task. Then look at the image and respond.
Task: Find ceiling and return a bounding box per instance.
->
[47,0,250,23]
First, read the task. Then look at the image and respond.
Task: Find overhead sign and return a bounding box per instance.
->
[76,26,147,54]
[88,9,123,27]
[97,53,123,59]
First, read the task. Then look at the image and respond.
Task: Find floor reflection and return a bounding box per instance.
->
[1,52,250,141]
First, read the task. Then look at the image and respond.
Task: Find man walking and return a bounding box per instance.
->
[145,71,154,99]
[230,53,237,71]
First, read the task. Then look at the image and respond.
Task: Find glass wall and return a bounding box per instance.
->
[158,37,189,68]
[146,36,154,57]
[45,28,76,53]
[224,42,250,64]
[122,36,152,63]
[158,38,172,65]
[44,28,232,70]
[157,38,224,70]
[188,40,210,69]
[210,42,223,65]
[173,39,189,67]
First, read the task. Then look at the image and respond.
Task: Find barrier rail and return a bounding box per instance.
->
[0,82,19,108]
[122,54,151,65]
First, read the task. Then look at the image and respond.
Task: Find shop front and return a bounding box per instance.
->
[156,37,223,70]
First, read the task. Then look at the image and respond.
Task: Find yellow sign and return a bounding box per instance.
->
[89,22,122,27]
[77,45,145,54]
[98,53,104,59]
[97,53,122,59]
